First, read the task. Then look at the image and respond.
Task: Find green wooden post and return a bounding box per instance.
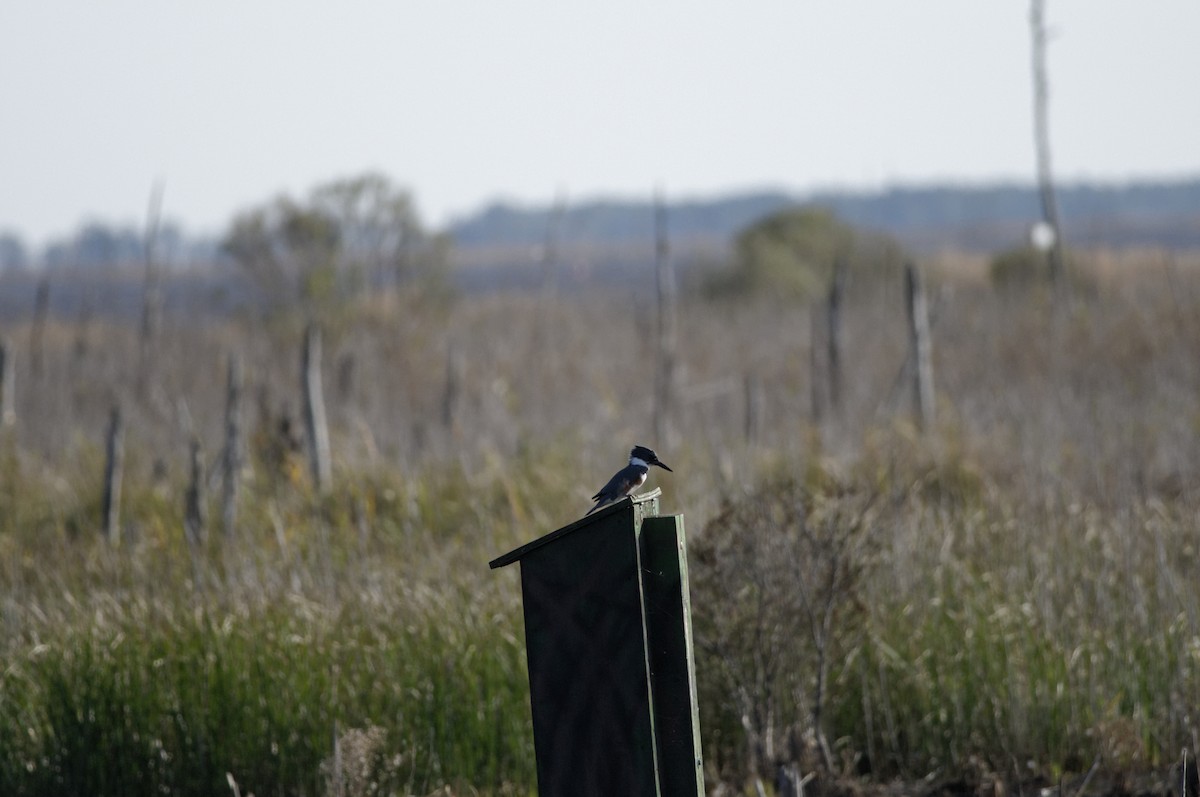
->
[490,489,704,797]
[641,514,705,796]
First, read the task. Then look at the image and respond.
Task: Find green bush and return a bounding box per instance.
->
[705,206,905,299]
[989,245,1052,289]
[988,245,1094,296]
[690,473,879,782]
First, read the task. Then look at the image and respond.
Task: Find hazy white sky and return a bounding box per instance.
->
[1,1,1197,245]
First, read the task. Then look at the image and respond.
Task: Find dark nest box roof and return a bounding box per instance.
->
[489,488,662,570]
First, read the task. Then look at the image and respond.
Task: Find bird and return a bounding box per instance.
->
[586,445,673,515]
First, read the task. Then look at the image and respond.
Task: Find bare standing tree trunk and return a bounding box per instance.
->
[139,182,165,394]
[29,277,49,380]
[0,339,14,428]
[744,374,763,446]
[528,192,566,427]
[1031,0,1067,289]
[221,353,243,536]
[184,437,206,547]
[73,290,94,363]
[539,191,566,303]
[653,187,678,448]
[441,342,463,433]
[102,406,125,544]
[303,324,332,493]
[905,264,935,430]
[826,259,846,418]
[809,308,823,425]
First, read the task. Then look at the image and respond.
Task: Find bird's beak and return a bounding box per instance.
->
[653,459,673,472]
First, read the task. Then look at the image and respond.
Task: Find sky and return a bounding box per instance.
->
[1,1,1198,247]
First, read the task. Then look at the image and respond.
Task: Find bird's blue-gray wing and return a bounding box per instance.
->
[591,465,637,501]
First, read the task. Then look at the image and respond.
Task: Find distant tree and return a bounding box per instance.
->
[74,224,121,266]
[77,223,142,267]
[709,206,904,299]
[224,198,342,313]
[0,233,29,272]
[989,243,1091,295]
[40,240,74,270]
[310,173,446,289]
[41,223,142,270]
[223,173,449,316]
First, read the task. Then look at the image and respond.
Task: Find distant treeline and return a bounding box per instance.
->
[3,177,1197,277]
[0,221,220,273]
[450,177,1200,252]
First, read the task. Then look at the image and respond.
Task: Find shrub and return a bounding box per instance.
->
[705,206,906,299]
[690,473,879,783]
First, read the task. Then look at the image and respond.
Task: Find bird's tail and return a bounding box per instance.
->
[585,498,610,516]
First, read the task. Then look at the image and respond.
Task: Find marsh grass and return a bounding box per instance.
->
[0,442,553,795]
[0,593,533,796]
[692,441,1200,787]
[1,250,1200,794]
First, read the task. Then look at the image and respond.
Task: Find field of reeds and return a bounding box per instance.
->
[1,246,1199,796]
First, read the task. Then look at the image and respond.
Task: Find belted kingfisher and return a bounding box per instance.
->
[586,445,673,515]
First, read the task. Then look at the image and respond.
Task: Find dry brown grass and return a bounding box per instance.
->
[2,247,1200,793]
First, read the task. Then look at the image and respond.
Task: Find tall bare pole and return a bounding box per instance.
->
[221,353,244,536]
[184,436,207,547]
[826,259,846,418]
[441,342,463,434]
[743,374,762,446]
[0,339,14,428]
[302,324,332,493]
[1031,0,1067,288]
[809,308,824,425]
[653,187,677,447]
[539,191,567,302]
[139,181,165,393]
[905,264,935,431]
[102,406,125,544]
[29,278,49,380]
[531,190,566,413]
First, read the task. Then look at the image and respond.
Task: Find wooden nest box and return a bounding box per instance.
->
[489,489,704,797]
